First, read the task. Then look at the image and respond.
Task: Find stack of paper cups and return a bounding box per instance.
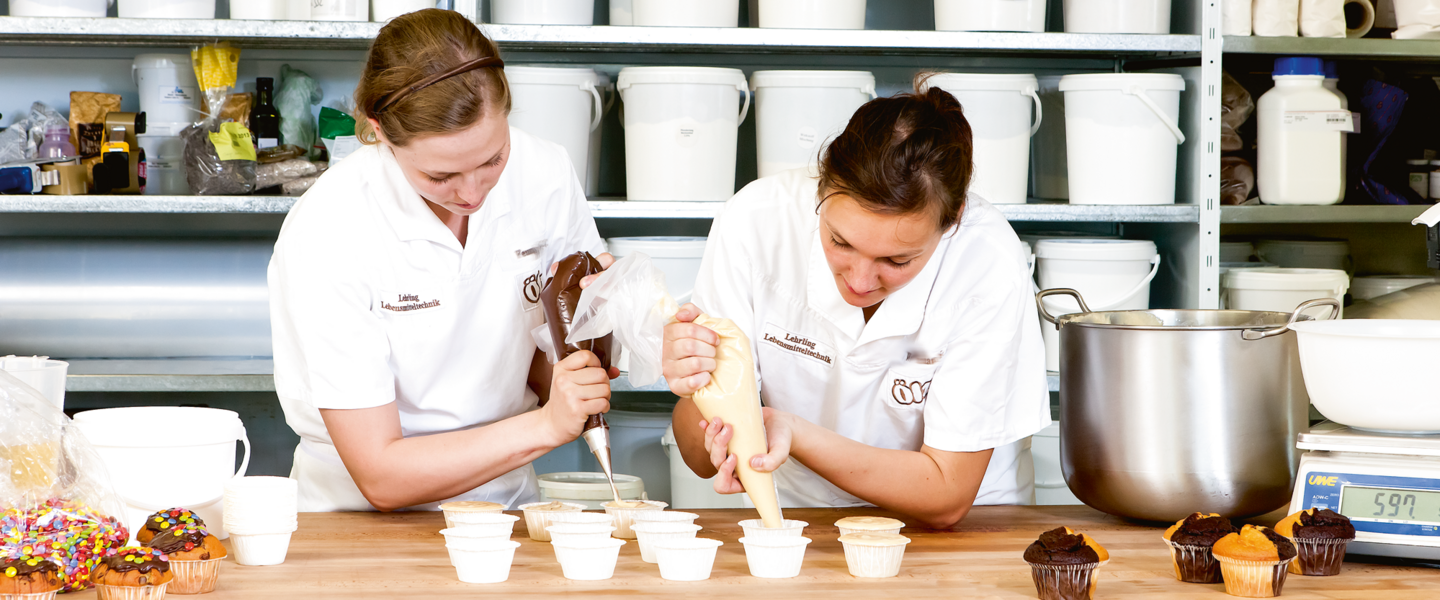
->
[223,476,299,566]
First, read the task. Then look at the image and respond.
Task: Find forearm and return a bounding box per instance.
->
[671,396,719,478]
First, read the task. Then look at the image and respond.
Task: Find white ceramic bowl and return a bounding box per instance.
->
[229,532,293,566]
[738,519,808,538]
[631,522,702,563]
[551,537,627,581]
[546,523,617,544]
[602,500,668,539]
[1291,319,1440,433]
[447,539,521,584]
[653,537,724,581]
[518,502,586,542]
[739,535,811,578]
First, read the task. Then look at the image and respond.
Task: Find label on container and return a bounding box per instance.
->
[797,126,818,149]
[1283,110,1354,132]
[675,126,699,148]
[159,85,198,105]
[208,122,257,162]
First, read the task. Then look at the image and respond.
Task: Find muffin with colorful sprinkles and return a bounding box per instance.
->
[1,553,64,598]
[1023,526,1109,600]
[144,522,226,594]
[136,509,204,545]
[88,547,172,600]
[1162,512,1237,583]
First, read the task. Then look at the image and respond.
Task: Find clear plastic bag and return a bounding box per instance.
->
[567,253,679,387]
[276,65,322,161]
[0,370,129,592]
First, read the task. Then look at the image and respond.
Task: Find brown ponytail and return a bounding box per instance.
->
[354,9,511,147]
[817,73,974,231]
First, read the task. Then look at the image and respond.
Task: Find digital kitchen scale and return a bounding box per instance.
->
[1291,422,1440,560]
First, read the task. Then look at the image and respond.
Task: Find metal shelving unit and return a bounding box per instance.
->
[1222,205,1433,224]
[1223,35,1440,59]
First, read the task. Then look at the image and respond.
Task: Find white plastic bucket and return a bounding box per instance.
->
[936,0,1047,32]
[1029,76,1068,200]
[632,0,738,26]
[491,0,594,24]
[926,74,1042,205]
[118,0,215,18]
[508,66,605,186]
[1063,0,1172,32]
[750,70,875,179]
[538,472,646,510]
[607,409,676,505]
[8,0,107,16]
[606,237,708,304]
[0,356,67,411]
[618,67,750,201]
[133,56,202,132]
[310,0,368,21]
[1351,275,1434,300]
[1254,239,1351,271]
[587,74,615,197]
[1037,239,1161,372]
[231,0,288,19]
[371,0,436,21]
[72,407,250,543]
[1059,73,1185,205]
[611,0,632,24]
[1223,267,1349,318]
[1220,240,1255,263]
[758,0,866,28]
[661,425,744,509]
[138,123,190,196]
[1032,422,1083,505]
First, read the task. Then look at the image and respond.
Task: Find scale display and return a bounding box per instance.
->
[1339,486,1440,525]
[1301,471,1440,537]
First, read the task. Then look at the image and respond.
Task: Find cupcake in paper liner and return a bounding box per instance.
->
[834,516,904,537]
[1023,526,1109,600]
[1212,525,1297,598]
[517,501,585,542]
[1162,512,1237,583]
[1274,508,1354,576]
[838,532,911,578]
[144,522,227,594]
[88,547,173,600]
[1,554,64,600]
[601,500,667,539]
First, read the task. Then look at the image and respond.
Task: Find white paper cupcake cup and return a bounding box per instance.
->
[229,532,293,566]
[518,502,586,542]
[0,591,59,600]
[738,519,808,538]
[1214,555,1294,598]
[551,538,626,581]
[94,583,169,600]
[447,540,521,584]
[545,512,615,526]
[166,557,223,594]
[840,537,911,578]
[446,512,519,537]
[439,503,506,529]
[631,511,699,526]
[653,538,724,581]
[602,501,668,539]
[838,526,902,536]
[631,522,702,563]
[739,536,811,578]
[546,523,617,545]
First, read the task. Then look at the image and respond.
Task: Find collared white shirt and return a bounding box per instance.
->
[693,169,1051,507]
[268,128,604,512]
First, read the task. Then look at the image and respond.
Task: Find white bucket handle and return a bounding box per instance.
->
[1123,85,1185,145]
[581,80,604,133]
[1093,255,1162,309]
[736,82,752,124]
[1024,87,1043,137]
[863,83,878,100]
[118,426,251,512]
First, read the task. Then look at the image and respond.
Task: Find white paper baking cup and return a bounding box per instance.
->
[446,540,521,584]
[653,537,724,581]
[166,557,223,594]
[518,502,586,542]
[551,537,626,581]
[229,532,293,566]
[840,537,911,578]
[631,522,702,563]
[93,582,169,600]
[546,523,617,544]
[444,513,519,539]
[223,477,298,536]
[603,501,668,539]
[441,505,508,530]
[631,511,699,526]
[0,591,59,600]
[738,519,808,538]
[739,536,811,578]
[546,512,615,526]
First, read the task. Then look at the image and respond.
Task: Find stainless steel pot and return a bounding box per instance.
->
[1036,288,1340,522]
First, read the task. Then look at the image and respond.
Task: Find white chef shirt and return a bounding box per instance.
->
[269,128,604,512]
[693,169,1051,507]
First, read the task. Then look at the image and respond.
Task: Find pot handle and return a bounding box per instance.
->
[1036,288,1093,325]
[1240,298,1342,341]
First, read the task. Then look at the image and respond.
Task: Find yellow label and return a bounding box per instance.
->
[191,43,240,91]
[208,122,257,162]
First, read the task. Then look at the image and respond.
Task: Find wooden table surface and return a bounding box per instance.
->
[87,506,1440,598]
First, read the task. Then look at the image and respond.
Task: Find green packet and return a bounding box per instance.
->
[318,107,357,141]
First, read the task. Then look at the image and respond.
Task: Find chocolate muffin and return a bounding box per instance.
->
[145,523,227,561]
[0,554,64,595]
[89,547,174,590]
[136,507,204,544]
[1212,525,1298,598]
[1162,512,1237,583]
[1023,527,1109,600]
[1275,508,1355,576]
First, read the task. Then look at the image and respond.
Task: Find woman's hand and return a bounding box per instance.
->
[541,350,612,446]
[701,408,794,495]
[663,303,719,397]
[577,252,615,289]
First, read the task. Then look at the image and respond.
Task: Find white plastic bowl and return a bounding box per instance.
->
[1291,319,1440,433]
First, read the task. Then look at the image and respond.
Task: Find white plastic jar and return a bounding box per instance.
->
[759,0,866,28]
[1223,267,1350,318]
[1064,0,1171,32]
[925,74,1042,205]
[936,0,1047,32]
[1035,239,1161,372]
[1257,57,1347,205]
[490,0,594,25]
[118,0,215,18]
[507,66,605,188]
[617,67,749,202]
[750,71,875,179]
[632,0,738,27]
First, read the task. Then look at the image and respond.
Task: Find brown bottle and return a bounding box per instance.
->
[539,252,614,432]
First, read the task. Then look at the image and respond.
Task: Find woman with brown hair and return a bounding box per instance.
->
[664,82,1050,528]
[268,9,614,512]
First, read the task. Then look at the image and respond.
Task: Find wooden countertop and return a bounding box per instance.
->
[130,506,1440,598]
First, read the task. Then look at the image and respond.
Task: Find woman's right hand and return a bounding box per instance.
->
[663,303,719,397]
[541,350,612,446]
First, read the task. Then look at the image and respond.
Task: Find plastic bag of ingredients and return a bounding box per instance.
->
[255,157,319,189]
[318,107,360,165]
[277,65,322,160]
[567,253,785,528]
[1221,71,1254,152]
[0,370,130,592]
[1221,157,1257,205]
[183,43,256,195]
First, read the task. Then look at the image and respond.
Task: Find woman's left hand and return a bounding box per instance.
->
[579,252,615,289]
[704,407,795,495]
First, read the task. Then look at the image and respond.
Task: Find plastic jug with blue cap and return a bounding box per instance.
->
[1257,57,1348,205]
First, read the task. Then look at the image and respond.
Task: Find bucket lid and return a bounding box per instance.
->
[133,54,191,69]
[1035,239,1157,261]
[1255,239,1350,256]
[538,472,644,500]
[1352,275,1434,293]
[73,406,244,447]
[750,70,875,91]
[606,236,708,258]
[617,67,746,90]
[924,73,1039,92]
[1017,231,1120,246]
[1224,267,1350,292]
[1058,73,1185,92]
[506,65,602,86]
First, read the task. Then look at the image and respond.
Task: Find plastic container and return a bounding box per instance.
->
[552,537,626,580]
[37,124,76,160]
[1291,319,1440,433]
[936,0,1047,32]
[661,425,745,509]
[1029,76,1068,199]
[1036,239,1161,372]
[1350,275,1434,300]
[138,124,190,196]
[447,539,520,584]
[1059,74,1185,205]
[491,0,593,24]
[1257,58,1346,206]
[1063,0,1171,32]
[1223,267,1350,318]
[7,0,106,16]
[617,67,749,201]
[537,472,645,510]
[738,518,808,538]
[632,0,738,26]
[758,0,866,28]
[372,0,436,21]
[118,0,215,18]
[925,74,1042,204]
[231,0,287,19]
[1220,240,1256,263]
[0,356,68,411]
[1032,421,1084,505]
[631,521,701,563]
[739,536,811,578]
[508,66,605,185]
[838,533,911,578]
[133,55,202,127]
[1254,239,1351,271]
[222,477,299,556]
[653,538,724,581]
[311,0,368,21]
[229,532,293,566]
[750,71,876,178]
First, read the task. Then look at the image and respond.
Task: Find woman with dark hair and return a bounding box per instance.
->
[664,81,1050,528]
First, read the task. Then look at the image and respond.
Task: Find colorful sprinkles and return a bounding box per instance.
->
[144,508,202,534]
[147,522,208,553]
[0,499,129,592]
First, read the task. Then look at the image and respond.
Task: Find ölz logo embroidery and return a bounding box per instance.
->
[522,273,542,304]
[891,378,932,406]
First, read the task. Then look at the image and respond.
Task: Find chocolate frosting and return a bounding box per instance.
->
[1260,528,1298,561]
[101,549,169,574]
[1023,527,1101,565]
[3,555,60,578]
[145,525,211,556]
[1294,508,1357,540]
[1171,513,1238,547]
[539,251,614,430]
[142,508,204,535]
